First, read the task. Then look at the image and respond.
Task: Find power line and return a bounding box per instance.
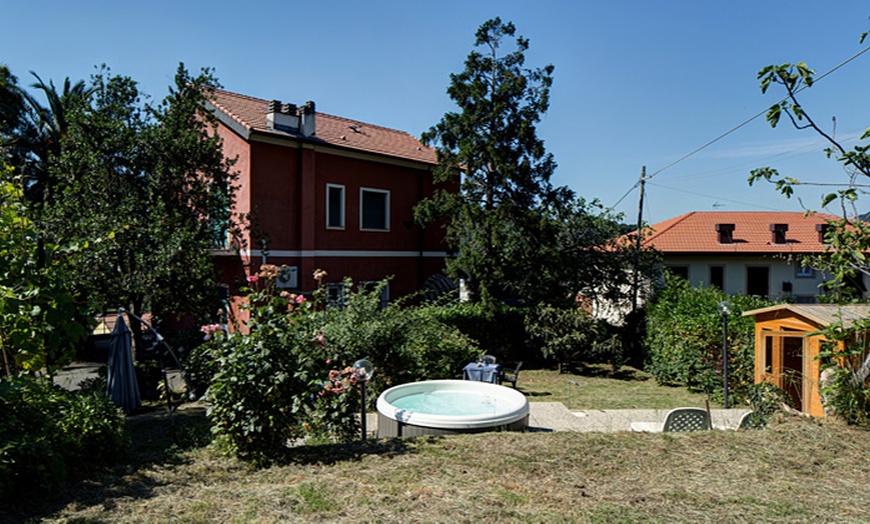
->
[648,44,870,180]
[612,180,640,208]
[610,44,870,211]
[647,181,782,211]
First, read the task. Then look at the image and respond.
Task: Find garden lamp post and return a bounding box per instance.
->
[718,301,733,409]
[353,359,374,439]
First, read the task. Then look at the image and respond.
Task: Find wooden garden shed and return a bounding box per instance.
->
[742,304,870,418]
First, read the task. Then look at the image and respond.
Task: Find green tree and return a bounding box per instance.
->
[748,22,870,421]
[0,67,93,206]
[0,160,90,375]
[38,64,237,347]
[417,18,564,307]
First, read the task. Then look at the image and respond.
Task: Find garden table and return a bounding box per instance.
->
[462,362,501,383]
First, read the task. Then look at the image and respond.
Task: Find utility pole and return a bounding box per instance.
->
[632,166,647,313]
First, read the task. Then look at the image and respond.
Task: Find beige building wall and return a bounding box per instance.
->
[664,256,827,302]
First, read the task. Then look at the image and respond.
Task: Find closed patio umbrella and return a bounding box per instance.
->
[106,313,141,413]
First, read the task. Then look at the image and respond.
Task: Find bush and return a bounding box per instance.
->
[810,320,870,426]
[0,376,128,500]
[525,304,607,372]
[742,382,793,428]
[644,275,771,403]
[313,280,482,399]
[206,272,321,461]
[423,302,531,364]
[205,271,481,461]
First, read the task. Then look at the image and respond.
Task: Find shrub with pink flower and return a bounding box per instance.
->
[306,364,363,443]
[200,323,223,341]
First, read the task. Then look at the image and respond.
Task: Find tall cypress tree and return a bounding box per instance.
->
[417,18,560,306]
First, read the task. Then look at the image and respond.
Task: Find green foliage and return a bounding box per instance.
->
[750,21,870,422]
[206,267,321,461]
[0,64,238,353]
[645,276,771,403]
[305,365,362,444]
[314,279,482,395]
[418,19,650,309]
[422,301,528,363]
[0,376,128,500]
[814,320,870,425]
[743,382,793,428]
[417,18,559,306]
[820,367,870,425]
[0,163,90,374]
[205,272,481,460]
[526,304,603,372]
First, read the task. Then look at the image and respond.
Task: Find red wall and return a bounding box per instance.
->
[217,123,452,301]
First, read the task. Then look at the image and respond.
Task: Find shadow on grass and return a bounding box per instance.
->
[571,363,650,382]
[524,390,552,397]
[280,436,428,467]
[0,406,211,524]
[0,404,424,523]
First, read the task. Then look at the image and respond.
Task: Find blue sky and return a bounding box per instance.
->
[3,1,870,224]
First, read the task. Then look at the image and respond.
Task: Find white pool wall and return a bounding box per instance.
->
[376,379,529,431]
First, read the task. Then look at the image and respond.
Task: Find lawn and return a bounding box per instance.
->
[3,368,867,522]
[519,364,719,410]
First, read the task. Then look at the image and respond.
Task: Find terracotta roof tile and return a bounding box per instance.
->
[208,88,437,165]
[637,211,840,254]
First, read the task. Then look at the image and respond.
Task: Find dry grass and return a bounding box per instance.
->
[4,410,868,523]
[3,369,867,522]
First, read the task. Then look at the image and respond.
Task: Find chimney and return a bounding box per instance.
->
[715,223,735,244]
[266,99,300,132]
[299,100,316,137]
[770,223,788,244]
[816,223,830,244]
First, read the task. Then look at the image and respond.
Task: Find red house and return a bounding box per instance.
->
[206,88,452,311]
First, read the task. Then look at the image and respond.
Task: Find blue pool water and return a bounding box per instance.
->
[391,391,498,416]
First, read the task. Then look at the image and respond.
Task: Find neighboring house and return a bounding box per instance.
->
[205,88,453,311]
[640,211,859,302]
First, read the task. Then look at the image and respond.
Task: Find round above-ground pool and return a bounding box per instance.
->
[376,379,529,437]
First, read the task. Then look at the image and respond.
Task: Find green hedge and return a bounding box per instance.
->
[423,302,532,365]
[644,276,771,403]
[0,376,128,500]
[204,277,482,460]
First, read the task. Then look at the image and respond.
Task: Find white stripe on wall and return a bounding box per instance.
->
[239,250,449,258]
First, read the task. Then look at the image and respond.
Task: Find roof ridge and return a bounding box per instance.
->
[211,88,424,141]
[642,211,695,244]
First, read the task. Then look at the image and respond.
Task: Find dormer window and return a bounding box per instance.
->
[716,223,735,244]
[816,223,830,244]
[770,223,788,244]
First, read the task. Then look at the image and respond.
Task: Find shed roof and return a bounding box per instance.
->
[207,88,437,165]
[742,303,870,328]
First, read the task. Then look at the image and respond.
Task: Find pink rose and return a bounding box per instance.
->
[247,275,259,283]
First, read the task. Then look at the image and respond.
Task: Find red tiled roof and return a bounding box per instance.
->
[637,211,839,254]
[207,88,437,165]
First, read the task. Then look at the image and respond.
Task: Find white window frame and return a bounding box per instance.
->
[360,187,390,232]
[360,280,390,308]
[326,183,345,230]
[795,264,815,278]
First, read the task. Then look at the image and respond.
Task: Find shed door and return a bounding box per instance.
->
[763,335,804,411]
[781,337,803,411]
